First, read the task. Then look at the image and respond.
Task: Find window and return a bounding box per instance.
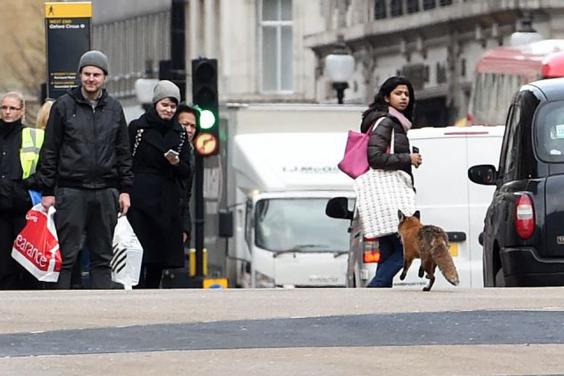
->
[423,0,436,10]
[407,0,420,13]
[260,0,293,92]
[502,104,521,181]
[439,0,453,6]
[390,0,403,17]
[374,0,387,19]
[254,198,350,252]
[535,100,564,163]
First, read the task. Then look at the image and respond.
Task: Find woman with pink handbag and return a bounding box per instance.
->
[357,76,422,288]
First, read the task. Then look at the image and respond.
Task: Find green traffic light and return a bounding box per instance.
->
[199,109,216,130]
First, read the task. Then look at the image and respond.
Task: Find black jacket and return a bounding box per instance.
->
[38,87,133,195]
[0,119,32,213]
[127,109,192,268]
[128,110,192,182]
[361,110,413,179]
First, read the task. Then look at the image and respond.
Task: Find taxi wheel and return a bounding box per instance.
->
[494,268,506,287]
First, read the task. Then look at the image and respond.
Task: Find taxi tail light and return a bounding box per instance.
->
[515,194,535,240]
[363,238,380,263]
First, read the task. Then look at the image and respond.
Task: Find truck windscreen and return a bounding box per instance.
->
[254,198,350,252]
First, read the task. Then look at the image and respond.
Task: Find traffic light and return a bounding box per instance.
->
[192,58,219,156]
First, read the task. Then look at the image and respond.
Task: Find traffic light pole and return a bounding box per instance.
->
[191,57,219,287]
[194,153,205,281]
[170,0,186,99]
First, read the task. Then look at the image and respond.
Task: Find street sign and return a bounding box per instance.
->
[45,2,92,99]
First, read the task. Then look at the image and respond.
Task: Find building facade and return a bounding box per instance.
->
[91,0,325,120]
[90,0,564,124]
[307,0,564,126]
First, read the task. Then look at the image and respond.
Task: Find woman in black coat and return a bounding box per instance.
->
[128,81,192,288]
[360,76,423,288]
[0,92,40,289]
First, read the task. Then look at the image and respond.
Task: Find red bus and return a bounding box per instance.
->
[468,39,564,125]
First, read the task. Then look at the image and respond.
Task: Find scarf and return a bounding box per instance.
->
[0,118,21,138]
[388,106,412,133]
[146,107,174,135]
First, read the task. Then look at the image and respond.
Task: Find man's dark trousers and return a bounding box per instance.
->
[54,187,119,289]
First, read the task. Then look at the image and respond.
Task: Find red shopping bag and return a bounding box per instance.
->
[11,204,61,282]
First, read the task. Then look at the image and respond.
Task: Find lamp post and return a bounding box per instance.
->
[135,78,159,111]
[325,36,354,104]
[510,12,543,47]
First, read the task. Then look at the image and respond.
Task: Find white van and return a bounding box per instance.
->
[326,125,505,288]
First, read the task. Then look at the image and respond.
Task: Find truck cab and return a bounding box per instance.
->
[233,132,354,288]
[210,104,364,288]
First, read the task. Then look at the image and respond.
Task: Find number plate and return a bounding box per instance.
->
[449,243,458,257]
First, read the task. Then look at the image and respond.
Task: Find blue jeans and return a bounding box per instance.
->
[367,234,404,288]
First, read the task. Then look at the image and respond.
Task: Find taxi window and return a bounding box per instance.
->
[536,101,564,163]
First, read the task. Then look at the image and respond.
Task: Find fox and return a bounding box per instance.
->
[397,210,460,291]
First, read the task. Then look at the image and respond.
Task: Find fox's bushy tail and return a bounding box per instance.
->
[431,240,459,286]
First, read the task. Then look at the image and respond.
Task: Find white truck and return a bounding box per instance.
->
[204,104,364,287]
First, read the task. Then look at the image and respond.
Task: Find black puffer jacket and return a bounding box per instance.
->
[38,87,133,195]
[360,109,413,179]
[0,119,32,213]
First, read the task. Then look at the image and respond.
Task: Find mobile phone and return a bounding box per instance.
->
[412,146,419,154]
[164,149,179,158]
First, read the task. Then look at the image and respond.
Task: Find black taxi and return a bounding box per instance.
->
[469,77,564,287]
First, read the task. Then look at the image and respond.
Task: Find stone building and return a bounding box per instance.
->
[308,0,564,125]
[90,0,564,125]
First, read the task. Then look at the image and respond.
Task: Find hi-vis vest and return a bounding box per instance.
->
[20,127,44,179]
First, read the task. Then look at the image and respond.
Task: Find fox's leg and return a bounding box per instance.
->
[400,258,414,281]
[423,264,436,292]
[421,257,434,279]
[423,275,435,291]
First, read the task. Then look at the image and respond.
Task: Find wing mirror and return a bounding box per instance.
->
[325,197,353,220]
[468,164,497,186]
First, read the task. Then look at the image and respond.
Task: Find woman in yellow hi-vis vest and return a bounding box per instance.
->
[0,92,43,289]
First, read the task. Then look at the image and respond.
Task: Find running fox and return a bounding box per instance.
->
[397,210,460,291]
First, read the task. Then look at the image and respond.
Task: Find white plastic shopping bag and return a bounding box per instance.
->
[111,215,143,289]
[11,204,61,282]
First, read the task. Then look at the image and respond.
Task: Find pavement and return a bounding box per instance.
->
[0,287,564,375]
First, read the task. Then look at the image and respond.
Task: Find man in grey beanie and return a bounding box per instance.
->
[37,49,133,289]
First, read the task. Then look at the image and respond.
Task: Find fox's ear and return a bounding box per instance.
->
[398,210,405,221]
[414,210,420,219]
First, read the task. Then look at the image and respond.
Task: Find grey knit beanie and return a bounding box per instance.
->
[152,80,181,104]
[78,50,109,75]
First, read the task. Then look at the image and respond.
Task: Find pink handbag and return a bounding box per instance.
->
[338,117,385,179]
